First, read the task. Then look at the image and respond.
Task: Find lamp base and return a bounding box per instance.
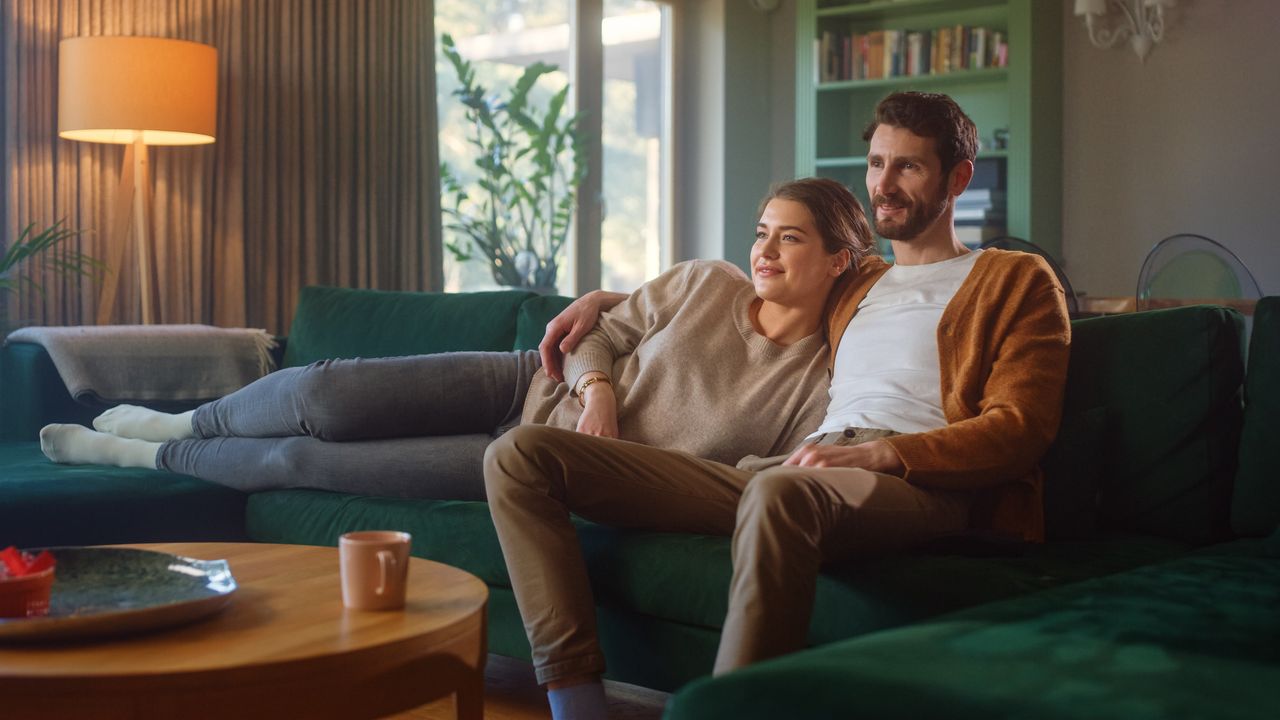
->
[95,135,159,325]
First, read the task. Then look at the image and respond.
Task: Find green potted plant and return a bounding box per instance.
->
[1,220,103,332]
[438,33,587,292]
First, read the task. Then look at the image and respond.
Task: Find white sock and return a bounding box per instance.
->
[40,424,161,469]
[93,405,195,442]
[547,682,608,720]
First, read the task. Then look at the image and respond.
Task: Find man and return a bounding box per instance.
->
[486,92,1070,720]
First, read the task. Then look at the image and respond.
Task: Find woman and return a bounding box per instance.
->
[40,178,875,499]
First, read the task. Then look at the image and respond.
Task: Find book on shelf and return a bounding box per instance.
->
[816,23,1009,85]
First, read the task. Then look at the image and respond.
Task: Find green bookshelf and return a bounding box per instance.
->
[795,0,1062,257]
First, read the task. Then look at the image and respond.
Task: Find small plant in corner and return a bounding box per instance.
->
[0,219,104,331]
[438,33,587,291]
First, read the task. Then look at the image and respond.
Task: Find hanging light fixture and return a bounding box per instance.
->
[1074,0,1177,62]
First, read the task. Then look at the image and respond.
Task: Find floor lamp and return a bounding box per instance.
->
[57,36,217,325]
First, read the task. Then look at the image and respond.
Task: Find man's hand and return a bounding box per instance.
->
[783,440,906,476]
[575,375,619,439]
[539,290,628,382]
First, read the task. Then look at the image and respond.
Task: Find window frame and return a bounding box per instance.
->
[572,0,675,295]
[433,0,675,296]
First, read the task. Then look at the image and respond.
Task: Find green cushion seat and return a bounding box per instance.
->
[0,442,248,547]
[667,539,1280,720]
[245,489,1186,662]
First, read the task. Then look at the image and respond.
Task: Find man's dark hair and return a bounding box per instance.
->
[757,177,876,270]
[862,92,978,175]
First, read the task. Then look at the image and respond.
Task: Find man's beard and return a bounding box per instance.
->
[872,187,949,241]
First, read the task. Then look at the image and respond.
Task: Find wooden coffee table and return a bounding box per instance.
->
[0,542,489,719]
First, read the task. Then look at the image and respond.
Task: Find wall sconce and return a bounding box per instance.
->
[1075,0,1176,62]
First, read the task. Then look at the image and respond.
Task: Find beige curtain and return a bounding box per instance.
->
[2,0,441,334]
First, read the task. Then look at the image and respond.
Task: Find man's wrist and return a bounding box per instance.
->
[868,440,906,476]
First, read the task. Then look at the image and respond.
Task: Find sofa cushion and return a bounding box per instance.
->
[1064,306,1244,544]
[1232,296,1280,536]
[807,533,1187,646]
[246,490,510,584]
[246,490,1186,647]
[282,286,535,367]
[514,295,575,351]
[1040,405,1108,540]
[667,538,1280,720]
[0,442,248,547]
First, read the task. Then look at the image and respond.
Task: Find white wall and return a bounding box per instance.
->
[673,0,726,264]
[1062,0,1280,297]
[673,0,797,269]
[722,1,789,268]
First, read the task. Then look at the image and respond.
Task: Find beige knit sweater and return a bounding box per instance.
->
[520,260,831,466]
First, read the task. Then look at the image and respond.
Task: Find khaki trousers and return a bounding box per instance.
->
[483,425,970,685]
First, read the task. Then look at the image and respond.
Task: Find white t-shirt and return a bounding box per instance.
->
[814,250,982,436]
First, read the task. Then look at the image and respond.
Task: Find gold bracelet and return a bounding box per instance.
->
[576,375,612,408]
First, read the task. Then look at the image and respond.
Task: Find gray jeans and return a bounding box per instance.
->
[156,351,541,500]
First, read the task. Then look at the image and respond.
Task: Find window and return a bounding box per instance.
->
[436,0,673,295]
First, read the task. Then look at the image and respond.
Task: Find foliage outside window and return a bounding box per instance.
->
[439,33,586,291]
[435,0,670,294]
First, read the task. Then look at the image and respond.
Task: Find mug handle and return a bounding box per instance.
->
[375,550,396,596]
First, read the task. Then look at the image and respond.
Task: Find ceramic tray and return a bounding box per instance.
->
[0,547,236,642]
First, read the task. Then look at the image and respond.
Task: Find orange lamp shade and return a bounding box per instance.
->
[58,36,217,146]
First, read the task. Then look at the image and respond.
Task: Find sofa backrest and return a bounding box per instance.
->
[283,286,565,367]
[514,295,576,351]
[1231,296,1280,537]
[1042,305,1245,544]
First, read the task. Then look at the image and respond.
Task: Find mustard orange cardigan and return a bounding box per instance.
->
[826,249,1072,542]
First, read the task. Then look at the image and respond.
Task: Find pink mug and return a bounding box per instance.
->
[339,531,411,610]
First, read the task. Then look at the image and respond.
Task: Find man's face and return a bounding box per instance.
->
[865,125,951,241]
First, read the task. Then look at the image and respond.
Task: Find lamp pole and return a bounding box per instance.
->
[96,134,158,325]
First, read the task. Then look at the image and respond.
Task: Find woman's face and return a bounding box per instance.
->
[751,198,845,307]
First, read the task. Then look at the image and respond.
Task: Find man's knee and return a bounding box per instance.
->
[483,424,567,498]
[738,468,827,530]
[482,425,526,488]
[743,467,822,506]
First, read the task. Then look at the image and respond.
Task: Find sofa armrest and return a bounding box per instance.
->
[0,341,98,441]
[0,336,259,442]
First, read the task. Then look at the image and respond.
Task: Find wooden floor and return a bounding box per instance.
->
[391,654,669,720]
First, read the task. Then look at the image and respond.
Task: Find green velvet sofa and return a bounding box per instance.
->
[3,286,1277,717]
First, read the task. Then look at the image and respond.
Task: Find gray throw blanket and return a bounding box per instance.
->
[5,325,277,404]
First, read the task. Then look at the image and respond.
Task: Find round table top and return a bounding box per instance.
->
[0,542,489,684]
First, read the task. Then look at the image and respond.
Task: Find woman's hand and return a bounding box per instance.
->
[539,290,628,382]
[575,374,619,439]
